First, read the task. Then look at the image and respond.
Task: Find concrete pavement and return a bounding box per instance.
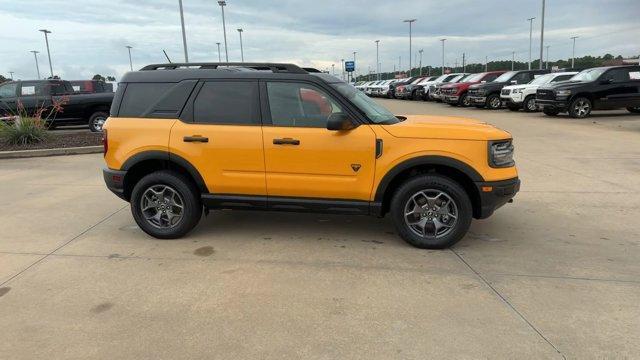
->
[0,100,638,359]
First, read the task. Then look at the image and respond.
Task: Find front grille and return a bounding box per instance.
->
[442,88,456,95]
[501,89,511,96]
[468,88,479,96]
[536,89,555,100]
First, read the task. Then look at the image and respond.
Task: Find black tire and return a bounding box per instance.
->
[568,97,592,118]
[390,175,473,249]
[486,94,502,110]
[523,95,538,112]
[543,107,560,116]
[459,93,470,107]
[88,111,109,132]
[411,90,418,101]
[130,170,202,239]
[627,107,640,114]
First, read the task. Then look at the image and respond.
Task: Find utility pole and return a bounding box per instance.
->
[539,0,545,69]
[9,71,14,80]
[216,42,222,62]
[178,0,189,62]
[485,56,488,72]
[39,29,53,78]
[440,39,446,75]
[403,19,416,76]
[462,52,466,73]
[341,58,345,81]
[237,28,244,62]
[545,45,550,69]
[527,17,535,70]
[512,51,515,70]
[218,1,229,62]
[570,36,579,68]
[418,49,423,75]
[30,50,41,79]
[125,46,133,71]
[353,51,357,81]
[375,40,380,80]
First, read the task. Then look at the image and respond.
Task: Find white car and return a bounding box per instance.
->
[501,71,578,112]
[417,73,465,100]
[369,80,392,97]
[364,81,383,96]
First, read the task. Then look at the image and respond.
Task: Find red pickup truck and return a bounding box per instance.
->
[441,71,505,107]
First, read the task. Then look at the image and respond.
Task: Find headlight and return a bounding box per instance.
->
[489,140,515,168]
[512,88,524,94]
[556,89,571,97]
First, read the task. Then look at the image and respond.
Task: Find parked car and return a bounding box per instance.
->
[0,79,114,131]
[395,76,427,100]
[536,65,640,118]
[428,73,471,102]
[364,80,383,96]
[387,78,409,98]
[416,74,462,101]
[370,80,393,97]
[501,72,577,112]
[442,71,506,107]
[468,69,550,109]
[69,80,114,93]
[102,62,519,249]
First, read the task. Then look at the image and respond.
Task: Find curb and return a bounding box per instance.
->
[0,146,103,159]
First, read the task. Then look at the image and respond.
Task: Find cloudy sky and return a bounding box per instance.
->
[1,0,638,80]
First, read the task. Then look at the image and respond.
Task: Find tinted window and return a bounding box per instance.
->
[483,73,500,82]
[513,72,532,84]
[267,82,344,128]
[0,83,18,98]
[604,69,630,83]
[193,81,259,125]
[119,83,173,117]
[552,74,574,82]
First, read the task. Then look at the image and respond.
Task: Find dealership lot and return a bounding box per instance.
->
[1,100,639,359]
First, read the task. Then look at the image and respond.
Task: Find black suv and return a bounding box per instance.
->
[536,65,640,118]
[468,69,550,109]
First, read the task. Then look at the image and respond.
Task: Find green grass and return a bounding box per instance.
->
[0,117,49,146]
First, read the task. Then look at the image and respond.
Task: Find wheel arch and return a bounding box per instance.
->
[374,156,483,218]
[121,150,208,201]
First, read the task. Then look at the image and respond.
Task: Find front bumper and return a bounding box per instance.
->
[443,95,460,103]
[501,93,523,104]
[474,177,520,219]
[103,167,127,201]
[536,99,569,111]
[469,96,486,105]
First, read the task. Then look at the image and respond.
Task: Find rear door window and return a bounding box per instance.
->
[0,83,17,98]
[604,69,630,83]
[118,83,174,117]
[193,81,260,125]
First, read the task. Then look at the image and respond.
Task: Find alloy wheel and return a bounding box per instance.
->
[490,97,501,109]
[574,99,591,117]
[92,116,107,132]
[526,98,537,111]
[140,185,184,229]
[404,189,458,239]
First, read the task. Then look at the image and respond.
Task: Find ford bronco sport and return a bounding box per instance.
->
[102,63,519,249]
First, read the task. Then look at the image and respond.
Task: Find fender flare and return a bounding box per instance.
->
[121,150,208,193]
[374,155,484,203]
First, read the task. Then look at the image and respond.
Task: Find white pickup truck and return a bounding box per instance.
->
[500,72,577,112]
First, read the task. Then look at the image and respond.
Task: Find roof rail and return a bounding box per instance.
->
[140,62,308,74]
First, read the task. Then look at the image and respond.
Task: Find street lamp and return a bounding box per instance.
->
[527,17,535,70]
[237,28,244,62]
[125,46,133,71]
[570,36,579,68]
[178,0,189,62]
[374,40,380,80]
[218,1,229,62]
[545,45,550,69]
[353,51,357,82]
[30,51,41,79]
[403,19,416,76]
[539,0,546,69]
[440,39,446,76]
[341,58,344,81]
[39,29,53,78]
[9,71,14,80]
[418,49,423,75]
[216,42,222,62]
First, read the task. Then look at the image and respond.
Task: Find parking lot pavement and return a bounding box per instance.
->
[1,102,639,359]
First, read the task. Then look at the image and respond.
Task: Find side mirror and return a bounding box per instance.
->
[510,80,517,84]
[327,113,357,131]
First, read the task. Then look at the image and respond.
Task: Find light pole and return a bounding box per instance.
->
[39,29,53,78]
[341,58,345,81]
[403,19,416,76]
[218,1,229,62]
[527,17,535,70]
[216,42,222,62]
[440,39,446,76]
[512,51,515,70]
[9,71,15,80]
[545,45,550,69]
[539,0,546,69]
[30,51,41,79]
[125,46,133,71]
[237,28,244,62]
[178,0,189,62]
[374,40,380,80]
[353,51,357,82]
[570,36,579,68]
[418,49,423,75]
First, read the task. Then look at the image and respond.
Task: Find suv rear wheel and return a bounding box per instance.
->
[130,170,202,239]
[390,175,472,249]
[523,95,537,112]
[88,111,109,132]
[569,97,592,118]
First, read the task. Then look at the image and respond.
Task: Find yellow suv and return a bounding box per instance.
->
[103,63,519,249]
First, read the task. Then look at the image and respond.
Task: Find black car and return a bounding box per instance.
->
[0,79,114,132]
[387,76,421,99]
[536,65,640,118]
[468,69,550,109]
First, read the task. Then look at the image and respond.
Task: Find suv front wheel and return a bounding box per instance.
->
[486,94,502,110]
[391,175,472,249]
[569,97,592,118]
[130,170,202,239]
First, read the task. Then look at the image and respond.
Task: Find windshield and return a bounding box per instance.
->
[455,74,471,82]
[332,83,398,124]
[461,73,483,82]
[572,68,607,82]
[411,78,424,84]
[529,73,554,85]
[494,71,517,82]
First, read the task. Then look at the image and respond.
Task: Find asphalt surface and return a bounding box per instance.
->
[1,99,639,359]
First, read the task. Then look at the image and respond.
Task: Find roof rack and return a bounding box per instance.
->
[140,62,308,74]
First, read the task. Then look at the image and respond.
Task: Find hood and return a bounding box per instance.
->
[471,81,506,90]
[539,80,591,91]
[381,115,511,141]
[503,83,538,90]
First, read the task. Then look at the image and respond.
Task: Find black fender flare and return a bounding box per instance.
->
[121,150,208,193]
[374,155,484,203]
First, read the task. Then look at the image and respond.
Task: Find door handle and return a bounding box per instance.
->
[273,138,300,145]
[183,135,209,143]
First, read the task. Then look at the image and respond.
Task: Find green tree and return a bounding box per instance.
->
[106,76,116,82]
[92,74,106,82]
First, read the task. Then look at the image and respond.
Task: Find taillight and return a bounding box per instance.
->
[102,129,108,156]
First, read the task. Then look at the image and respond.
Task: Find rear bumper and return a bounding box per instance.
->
[474,177,520,219]
[103,167,127,201]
